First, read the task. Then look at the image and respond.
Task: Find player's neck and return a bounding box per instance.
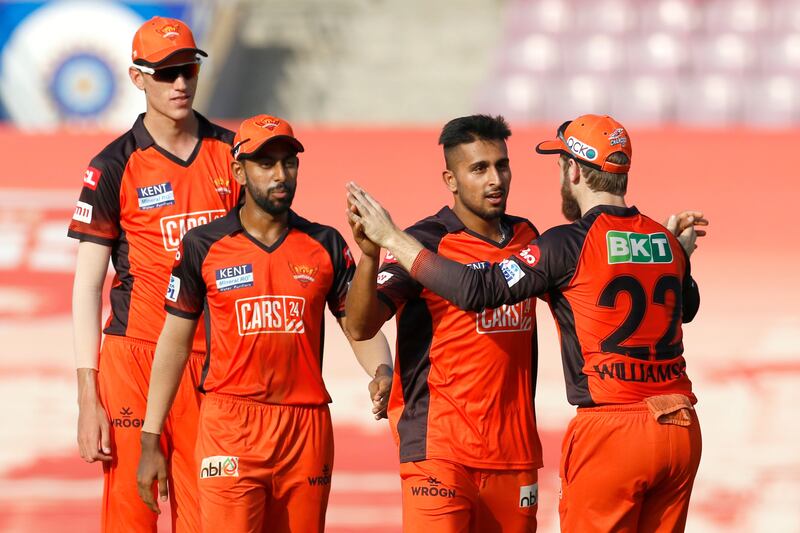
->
[579,192,627,216]
[451,203,504,242]
[142,108,199,161]
[239,201,290,247]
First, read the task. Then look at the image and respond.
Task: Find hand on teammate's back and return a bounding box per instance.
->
[369,364,393,420]
[136,432,169,514]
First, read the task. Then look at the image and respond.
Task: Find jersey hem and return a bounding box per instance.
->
[164,305,202,320]
[67,229,116,246]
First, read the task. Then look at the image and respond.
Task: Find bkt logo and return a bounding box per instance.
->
[200,456,239,479]
[307,464,332,486]
[476,299,533,334]
[112,407,143,429]
[235,295,306,336]
[519,483,538,508]
[606,231,673,264]
[160,210,225,251]
[566,136,598,161]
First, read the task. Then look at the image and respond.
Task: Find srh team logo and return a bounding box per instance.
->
[200,456,239,479]
[254,117,280,130]
[111,407,143,429]
[606,231,673,264]
[289,263,318,287]
[137,182,175,210]
[216,264,255,292]
[72,201,92,224]
[157,24,180,39]
[476,299,534,334]
[213,177,232,196]
[519,483,538,508]
[160,210,225,251]
[83,166,101,190]
[235,295,306,336]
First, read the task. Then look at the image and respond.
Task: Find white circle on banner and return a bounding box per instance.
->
[0,1,144,129]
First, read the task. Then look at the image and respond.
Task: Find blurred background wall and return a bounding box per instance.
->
[0,1,798,532]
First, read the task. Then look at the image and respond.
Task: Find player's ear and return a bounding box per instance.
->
[129,67,145,91]
[568,158,581,184]
[231,160,246,185]
[442,169,457,194]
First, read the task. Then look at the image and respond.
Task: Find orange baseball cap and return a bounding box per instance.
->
[131,17,207,68]
[536,114,632,174]
[232,115,305,160]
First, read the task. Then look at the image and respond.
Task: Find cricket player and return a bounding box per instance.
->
[347,114,705,532]
[345,115,542,532]
[136,114,392,533]
[70,17,241,532]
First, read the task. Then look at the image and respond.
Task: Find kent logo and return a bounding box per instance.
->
[137,182,175,210]
[606,231,673,264]
[200,456,239,479]
[216,264,254,292]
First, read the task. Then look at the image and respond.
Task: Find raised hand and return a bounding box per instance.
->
[665,210,709,256]
[345,182,400,249]
[346,194,381,259]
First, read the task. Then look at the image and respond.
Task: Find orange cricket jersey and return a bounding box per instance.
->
[164,208,354,404]
[67,113,241,352]
[411,205,700,407]
[377,207,543,469]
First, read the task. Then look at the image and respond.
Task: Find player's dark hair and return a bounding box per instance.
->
[561,152,629,195]
[439,114,511,150]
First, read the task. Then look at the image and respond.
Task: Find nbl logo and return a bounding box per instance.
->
[200,456,239,479]
[519,483,538,508]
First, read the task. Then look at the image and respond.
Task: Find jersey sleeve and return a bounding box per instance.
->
[409,230,571,312]
[375,256,422,316]
[67,159,122,245]
[326,230,355,318]
[164,233,207,320]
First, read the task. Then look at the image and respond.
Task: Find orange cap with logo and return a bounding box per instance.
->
[131,16,207,68]
[536,114,632,174]
[232,115,305,160]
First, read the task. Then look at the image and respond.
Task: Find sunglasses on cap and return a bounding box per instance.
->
[133,60,201,82]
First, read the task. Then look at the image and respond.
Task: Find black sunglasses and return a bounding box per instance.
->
[138,62,200,83]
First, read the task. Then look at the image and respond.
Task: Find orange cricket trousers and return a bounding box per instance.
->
[98,335,204,533]
[195,393,334,533]
[400,458,539,532]
[559,400,702,532]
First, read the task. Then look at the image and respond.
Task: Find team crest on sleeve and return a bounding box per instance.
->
[72,201,93,223]
[83,167,101,190]
[216,264,254,291]
[376,271,394,285]
[289,263,318,287]
[500,259,525,288]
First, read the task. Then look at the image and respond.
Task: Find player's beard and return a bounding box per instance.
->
[247,178,295,216]
[560,179,581,222]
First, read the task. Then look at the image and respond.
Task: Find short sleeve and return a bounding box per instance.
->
[67,160,122,245]
[164,234,207,319]
[326,231,355,318]
[375,254,422,316]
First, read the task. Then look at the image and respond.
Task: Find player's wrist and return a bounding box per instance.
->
[140,429,161,448]
[374,363,392,378]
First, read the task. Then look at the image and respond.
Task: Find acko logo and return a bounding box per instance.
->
[235,295,306,336]
[72,201,93,224]
[519,483,538,508]
[411,476,456,498]
[476,299,534,334]
[200,456,239,479]
[216,264,254,292]
[112,407,143,429]
[137,182,175,210]
[307,464,332,486]
[606,231,673,264]
[499,259,525,288]
[160,210,225,251]
[566,136,598,161]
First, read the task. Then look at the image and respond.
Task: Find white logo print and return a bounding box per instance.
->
[519,483,538,508]
[160,210,225,251]
[166,275,181,302]
[200,456,239,479]
[72,201,93,224]
[499,259,525,288]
